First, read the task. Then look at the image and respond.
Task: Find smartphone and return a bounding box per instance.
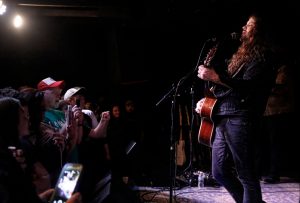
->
[76,98,80,108]
[65,105,73,126]
[49,163,83,203]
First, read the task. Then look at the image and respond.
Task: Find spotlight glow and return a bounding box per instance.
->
[13,15,24,28]
[0,0,7,15]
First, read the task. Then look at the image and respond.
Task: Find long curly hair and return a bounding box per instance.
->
[228,13,273,76]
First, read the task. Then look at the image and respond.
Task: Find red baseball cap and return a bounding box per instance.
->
[37,77,65,91]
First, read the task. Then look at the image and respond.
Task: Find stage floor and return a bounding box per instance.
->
[138,177,300,203]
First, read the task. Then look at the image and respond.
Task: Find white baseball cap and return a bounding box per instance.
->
[63,87,86,101]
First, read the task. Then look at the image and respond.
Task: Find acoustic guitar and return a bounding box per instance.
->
[197,45,218,147]
[197,38,241,146]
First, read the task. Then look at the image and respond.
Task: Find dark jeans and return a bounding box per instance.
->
[212,116,263,203]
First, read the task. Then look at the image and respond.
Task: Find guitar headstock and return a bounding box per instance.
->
[204,46,218,67]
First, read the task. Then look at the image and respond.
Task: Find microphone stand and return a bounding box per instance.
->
[182,83,196,187]
[155,39,211,202]
[155,76,190,203]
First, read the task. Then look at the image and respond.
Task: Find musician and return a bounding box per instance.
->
[195,13,279,203]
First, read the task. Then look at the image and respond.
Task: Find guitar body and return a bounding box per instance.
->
[198,97,217,147]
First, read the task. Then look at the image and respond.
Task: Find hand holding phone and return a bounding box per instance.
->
[49,163,83,203]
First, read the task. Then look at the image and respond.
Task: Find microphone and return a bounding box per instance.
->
[230,32,240,40]
[206,36,217,42]
[207,32,240,43]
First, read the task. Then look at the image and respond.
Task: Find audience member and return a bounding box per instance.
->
[36,77,70,186]
[123,99,145,183]
[261,64,295,183]
[0,87,51,193]
[107,104,128,188]
[63,86,111,202]
[106,103,140,203]
[0,96,81,203]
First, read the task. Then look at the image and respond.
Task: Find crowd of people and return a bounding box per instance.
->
[0,77,144,203]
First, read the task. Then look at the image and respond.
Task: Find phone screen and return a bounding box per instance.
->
[49,163,83,203]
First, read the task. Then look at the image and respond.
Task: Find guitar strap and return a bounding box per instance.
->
[232,62,246,78]
[210,63,246,98]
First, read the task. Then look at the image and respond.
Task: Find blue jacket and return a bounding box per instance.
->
[212,55,277,118]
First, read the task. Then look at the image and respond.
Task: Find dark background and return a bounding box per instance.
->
[1,0,299,184]
[1,0,298,95]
